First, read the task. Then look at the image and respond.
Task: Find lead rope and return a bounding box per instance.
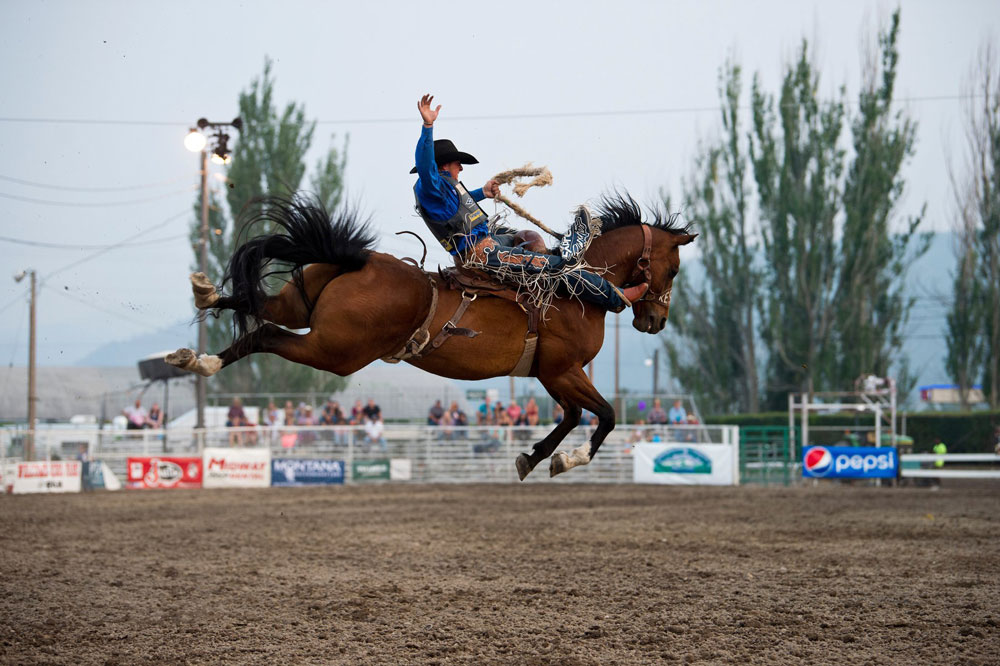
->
[491,164,563,239]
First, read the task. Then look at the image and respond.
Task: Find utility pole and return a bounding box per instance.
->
[196,148,209,430]
[14,270,37,460]
[652,348,659,396]
[27,270,36,461]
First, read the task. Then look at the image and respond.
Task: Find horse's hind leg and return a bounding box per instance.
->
[191,264,340,329]
[167,321,378,378]
[167,324,315,377]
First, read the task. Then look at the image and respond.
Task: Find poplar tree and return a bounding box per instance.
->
[190,58,350,396]
[750,42,845,406]
[947,44,1000,408]
[663,62,761,414]
[665,11,926,412]
[833,10,928,394]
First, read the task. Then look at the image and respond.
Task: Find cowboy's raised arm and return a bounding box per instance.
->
[415,94,443,187]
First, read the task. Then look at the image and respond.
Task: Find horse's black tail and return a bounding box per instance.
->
[219,194,377,340]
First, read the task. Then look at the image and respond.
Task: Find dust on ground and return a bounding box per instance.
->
[2,482,998,664]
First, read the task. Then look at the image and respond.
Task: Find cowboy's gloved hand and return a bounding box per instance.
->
[418,94,440,126]
[484,179,500,198]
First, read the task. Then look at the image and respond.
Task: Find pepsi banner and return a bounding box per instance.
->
[271,458,345,487]
[803,446,898,479]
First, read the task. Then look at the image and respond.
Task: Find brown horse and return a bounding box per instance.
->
[167,194,695,478]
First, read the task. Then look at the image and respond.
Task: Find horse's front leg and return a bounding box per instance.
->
[516,389,581,481]
[546,367,616,478]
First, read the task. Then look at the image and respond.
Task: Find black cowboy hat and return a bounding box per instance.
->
[409,139,479,174]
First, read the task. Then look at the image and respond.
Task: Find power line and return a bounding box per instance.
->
[0,117,187,127]
[42,209,189,282]
[0,232,188,250]
[0,287,29,318]
[0,93,983,129]
[0,172,190,192]
[0,186,196,208]
[47,286,153,329]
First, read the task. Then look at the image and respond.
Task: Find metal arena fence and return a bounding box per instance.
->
[2,424,738,485]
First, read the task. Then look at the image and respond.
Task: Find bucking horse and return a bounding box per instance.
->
[167,193,695,479]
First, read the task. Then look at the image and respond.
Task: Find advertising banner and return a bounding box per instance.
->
[127,457,202,489]
[271,458,345,487]
[803,446,898,479]
[203,447,271,488]
[352,459,391,481]
[83,461,122,491]
[9,461,82,494]
[389,458,412,481]
[633,443,736,485]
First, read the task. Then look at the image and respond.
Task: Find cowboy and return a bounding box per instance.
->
[412,94,648,312]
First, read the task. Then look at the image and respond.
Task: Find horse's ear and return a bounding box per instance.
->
[676,233,698,246]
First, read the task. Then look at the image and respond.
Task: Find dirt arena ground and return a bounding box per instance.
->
[2,482,998,665]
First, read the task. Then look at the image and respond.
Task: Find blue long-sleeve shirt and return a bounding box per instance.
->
[413,125,485,221]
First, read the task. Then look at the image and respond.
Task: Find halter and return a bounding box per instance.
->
[625,224,672,306]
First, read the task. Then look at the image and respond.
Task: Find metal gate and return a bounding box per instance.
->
[739,426,795,486]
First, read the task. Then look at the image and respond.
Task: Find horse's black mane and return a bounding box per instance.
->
[592,192,692,236]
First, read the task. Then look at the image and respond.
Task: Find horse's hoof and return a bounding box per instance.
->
[190,272,219,308]
[550,451,570,477]
[516,454,533,481]
[165,348,195,370]
[165,349,221,377]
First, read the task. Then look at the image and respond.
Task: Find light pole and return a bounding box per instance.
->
[644,349,659,397]
[13,270,36,460]
[185,117,241,430]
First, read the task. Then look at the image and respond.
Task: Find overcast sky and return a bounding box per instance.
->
[1,0,997,381]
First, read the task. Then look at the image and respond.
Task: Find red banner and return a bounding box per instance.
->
[127,457,202,489]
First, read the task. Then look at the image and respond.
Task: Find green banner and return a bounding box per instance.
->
[352,459,390,481]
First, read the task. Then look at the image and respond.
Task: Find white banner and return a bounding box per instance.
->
[9,461,83,494]
[390,458,412,481]
[203,447,271,488]
[633,443,736,485]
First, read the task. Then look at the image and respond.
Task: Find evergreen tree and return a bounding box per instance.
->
[190,58,350,397]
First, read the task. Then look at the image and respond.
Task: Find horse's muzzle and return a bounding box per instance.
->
[632,311,667,334]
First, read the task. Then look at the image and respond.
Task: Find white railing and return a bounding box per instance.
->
[900,453,1000,479]
[1,424,738,485]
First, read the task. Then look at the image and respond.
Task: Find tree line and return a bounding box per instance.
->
[664,9,1000,413]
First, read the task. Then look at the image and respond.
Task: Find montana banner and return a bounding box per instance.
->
[127,457,202,489]
[203,447,271,488]
[633,443,737,485]
[8,460,82,494]
[271,458,345,487]
[802,446,898,479]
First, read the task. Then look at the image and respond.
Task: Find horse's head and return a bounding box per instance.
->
[630,227,697,333]
[591,194,696,334]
